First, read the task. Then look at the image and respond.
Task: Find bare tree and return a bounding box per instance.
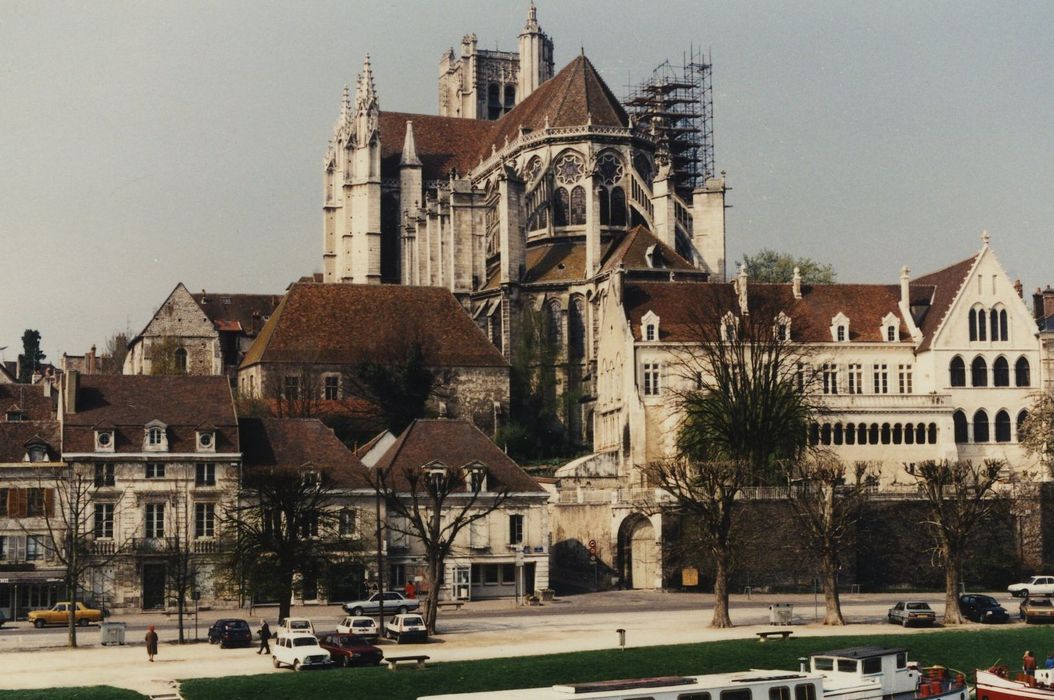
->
[782,457,876,625]
[160,473,203,644]
[910,459,1005,624]
[1020,390,1054,475]
[102,330,130,375]
[264,363,326,419]
[367,461,509,634]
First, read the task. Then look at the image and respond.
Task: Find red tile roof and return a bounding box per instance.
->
[599,226,694,275]
[0,421,60,463]
[240,283,508,369]
[239,416,370,489]
[62,375,238,454]
[379,111,496,180]
[193,293,282,339]
[0,383,56,421]
[371,419,544,494]
[911,254,979,351]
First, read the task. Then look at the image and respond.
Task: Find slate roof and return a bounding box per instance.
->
[0,383,55,421]
[370,419,545,494]
[0,362,16,383]
[623,281,910,343]
[0,421,61,463]
[482,54,628,159]
[193,292,283,338]
[240,283,508,369]
[62,375,238,454]
[379,111,496,180]
[239,416,370,489]
[910,253,979,351]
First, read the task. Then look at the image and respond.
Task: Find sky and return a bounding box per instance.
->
[2,0,1052,362]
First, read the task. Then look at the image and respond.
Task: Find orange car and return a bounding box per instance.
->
[27,602,104,628]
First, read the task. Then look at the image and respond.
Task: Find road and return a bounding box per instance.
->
[0,590,1020,697]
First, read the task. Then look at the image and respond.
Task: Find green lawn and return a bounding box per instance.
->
[179,626,1044,700]
[0,689,142,700]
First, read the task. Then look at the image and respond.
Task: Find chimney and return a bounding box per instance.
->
[88,345,97,374]
[900,266,911,308]
[64,369,79,415]
[1044,286,1054,321]
[1034,288,1044,320]
[1014,279,1023,299]
[201,289,208,304]
[792,266,802,300]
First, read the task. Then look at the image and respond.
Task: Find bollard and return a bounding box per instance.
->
[616,628,626,651]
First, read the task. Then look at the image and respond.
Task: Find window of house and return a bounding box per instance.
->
[1016,357,1031,387]
[0,488,7,517]
[324,375,339,400]
[898,365,913,394]
[509,514,524,545]
[971,356,988,387]
[570,186,586,225]
[94,503,114,539]
[886,325,896,342]
[848,363,863,394]
[469,468,487,493]
[973,410,990,443]
[822,363,838,395]
[301,512,319,538]
[195,503,215,538]
[195,463,215,486]
[969,308,977,341]
[643,363,661,396]
[25,536,47,561]
[646,324,656,341]
[873,363,888,394]
[284,375,301,401]
[26,444,47,462]
[1000,309,1009,341]
[500,563,516,584]
[174,347,188,374]
[1018,410,1029,439]
[953,410,969,443]
[339,509,356,537]
[26,489,48,517]
[145,503,165,538]
[484,564,499,585]
[146,462,166,479]
[995,410,1011,443]
[990,309,1000,341]
[950,356,966,387]
[978,309,987,341]
[147,427,164,446]
[92,463,115,487]
[836,325,846,342]
[993,357,1010,386]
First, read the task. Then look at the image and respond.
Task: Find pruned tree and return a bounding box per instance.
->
[910,459,1005,624]
[782,456,876,625]
[18,329,46,382]
[367,460,509,634]
[222,466,360,622]
[738,249,837,284]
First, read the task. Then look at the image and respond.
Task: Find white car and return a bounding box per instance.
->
[336,615,379,641]
[1009,576,1054,598]
[272,632,331,671]
[277,617,315,635]
[384,613,428,644]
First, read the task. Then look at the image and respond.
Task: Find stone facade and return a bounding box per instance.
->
[125,283,221,376]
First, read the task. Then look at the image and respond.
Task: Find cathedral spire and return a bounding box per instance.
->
[354,54,380,147]
[400,121,421,167]
[356,53,378,111]
[524,1,539,32]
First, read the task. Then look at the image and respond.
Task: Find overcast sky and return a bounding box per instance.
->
[2,1,1052,362]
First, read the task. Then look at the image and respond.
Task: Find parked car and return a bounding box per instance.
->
[1008,576,1054,598]
[342,591,420,616]
[336,615,379,641]
[384,613,428,644]
[887,601,936,627]
[958,594,1010,624]
[318,633,384,667]
[272,632,331,671]
[276,617,315,636]
[207,618,253,647]
[1021,597,1054,624]
[27,602,104,628]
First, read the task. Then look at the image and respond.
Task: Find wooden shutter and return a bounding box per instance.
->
[12,489,28,518]
[44,488,54,517]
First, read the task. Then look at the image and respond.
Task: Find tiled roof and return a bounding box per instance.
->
[599,226,695,275]
[240,283,508,369]
[623,280,910,343]
[0,383,55,421]
[0,421,61,463]
[0,362,16,383]
[911,254,979,351]
[379,111,496,180]
[370,419,544,494]
[483,54,628,159]
[62,375,238,454]
[193,293,283,339]
[239,416,370,489]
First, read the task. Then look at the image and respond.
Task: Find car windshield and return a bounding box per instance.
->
[352,620,373,628]
[976,596,998,606]
[402,616,424,625]
[289,621,310,629]
[339,635,366,646]
[1030,599,1053,608]
[226,621,248,629]
[293,637,319,647]
[906,603,931,610]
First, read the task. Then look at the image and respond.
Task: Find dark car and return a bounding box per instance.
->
[207,618,253,648]
[959,594,1010,623]
[317,633,384,667]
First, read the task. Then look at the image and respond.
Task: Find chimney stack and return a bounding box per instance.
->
[63,369,79,415]
[1014,279,1024,299]
[900,266,911,308]
[1034,288,1044,321]
[1044,286,1054,321]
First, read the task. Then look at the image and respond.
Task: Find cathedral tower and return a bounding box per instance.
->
[517,3,554,102]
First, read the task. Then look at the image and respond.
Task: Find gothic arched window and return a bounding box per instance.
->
[973,409,990,443]
[1018,410,1029,439]
[995,410,1011,443]
[1000,309,1009,341]
[547,300,563,349]
[568,297,586,359]
[949,356,966,387]
[977,309,987,341]
[1016,356,1031,387]
[968,308,977,341]
[610,186,627,227]
[993,356,1010,387]
[953,410,968,444]
[553,188,569,227]
[570,186,586,225]
[175,347,188,374]
[971,356,988,387]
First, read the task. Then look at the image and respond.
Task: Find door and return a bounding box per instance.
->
[523,563,536,597]
[142,563,166,610]
[453,566,471,600]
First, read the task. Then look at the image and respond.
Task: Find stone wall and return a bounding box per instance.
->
[549,502,618,593]
[446,365,510,437]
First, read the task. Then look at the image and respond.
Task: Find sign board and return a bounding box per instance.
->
[681,567,699,587]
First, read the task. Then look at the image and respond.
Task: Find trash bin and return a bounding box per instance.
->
[100,621,127,646]
[769,603,793,626]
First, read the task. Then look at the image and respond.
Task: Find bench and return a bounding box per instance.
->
[386,655,430,671]
[756,630,794,642]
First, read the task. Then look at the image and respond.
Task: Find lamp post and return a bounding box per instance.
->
[375,485,385,632]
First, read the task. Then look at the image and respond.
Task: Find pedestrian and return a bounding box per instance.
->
[257,619,271,655]
[1024,650,1037,676]
[405,580,416,599]
[145,625,159,663]
[1045,653,1054,669]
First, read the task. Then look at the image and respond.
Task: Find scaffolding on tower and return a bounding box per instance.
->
[623,46,714,192]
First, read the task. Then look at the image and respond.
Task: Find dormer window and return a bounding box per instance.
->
[830,313,850,342]
[5,409,26,422]
[95,429,115,453]
[25,440,49,463]
[464,461,488,494]
[143,420,168,452]
[196,430,216,453]
[774,312,792,341]
[881,313,900,342]
[721,312,738,342]
[641,310,661,343]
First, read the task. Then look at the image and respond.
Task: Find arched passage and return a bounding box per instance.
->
[617,514,657,590]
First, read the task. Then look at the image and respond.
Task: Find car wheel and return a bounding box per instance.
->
[34,619,45,629]
[351,607,363,616]
[341,655,350,668]
[272,656,280,668]
[219,640,227,649]
[397,606,408,614]
[1022,589,1030,598]
[78,618,88,627]
[902,618,910,628]
[293,660,301,672]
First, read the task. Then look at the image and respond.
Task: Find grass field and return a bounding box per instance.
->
[2,626,1044,700]
[0,689,142,699]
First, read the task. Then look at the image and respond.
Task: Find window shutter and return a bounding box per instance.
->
[44,489,54,517]
[13,489,28,518]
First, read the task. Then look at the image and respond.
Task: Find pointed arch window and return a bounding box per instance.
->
[1000,309,1009,341]
[570,186,586,225]
[546,299,563,350]
[174,347,188,374]
[990,309,1000,341]
[553,188,569,227]
[993,357,1010,387]
[1018,410,1029,439]
[953,410,968,444]
[977,309,987,341]
[968,309,977,341]
[569,297,586,358]
[995,410,1011,443]
[1016,356,1031,387]
[949,356,966,387]
[971,356,988,387]
[973,409,990,443]
[610,186,627,226]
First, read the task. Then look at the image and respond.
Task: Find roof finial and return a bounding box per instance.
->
[981,229,990,247]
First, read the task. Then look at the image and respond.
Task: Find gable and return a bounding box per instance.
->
[132,283,218,344]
